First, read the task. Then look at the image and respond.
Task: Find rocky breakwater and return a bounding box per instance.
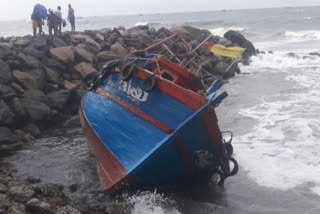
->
[0,25,256,152]
[0,25,255,213]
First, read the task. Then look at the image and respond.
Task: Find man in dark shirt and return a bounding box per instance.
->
[68,4,75,33]
[47,9,57,36]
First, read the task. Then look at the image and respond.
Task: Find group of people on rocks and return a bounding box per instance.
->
[31,4,75,37]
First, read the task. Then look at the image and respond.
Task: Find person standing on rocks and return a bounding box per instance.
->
[47,9,57,36]
[68,4,76,33]
[31,5,46,37]
[55,6,63,36]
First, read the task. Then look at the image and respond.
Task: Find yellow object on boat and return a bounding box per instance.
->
[210,44,245,59]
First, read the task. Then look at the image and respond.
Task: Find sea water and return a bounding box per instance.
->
[3,6,320,214]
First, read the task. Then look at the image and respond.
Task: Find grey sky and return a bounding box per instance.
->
[1,0,319,21]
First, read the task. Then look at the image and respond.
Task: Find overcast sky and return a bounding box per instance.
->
[1,0,319,21]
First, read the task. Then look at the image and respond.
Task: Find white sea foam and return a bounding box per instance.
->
[127,191,181,214]
[210,27,245,37]
[285,30,320,41]
[236,50,320,196]
[135,22,148,26]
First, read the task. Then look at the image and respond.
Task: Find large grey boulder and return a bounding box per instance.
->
[73,62,97,78]
[26,198,53,214]
[14,38,31,47]
[18,53,42,69]
[0,84,16,99]
[23,89,49,105]
[74,47,95,63]
[8,185,35,203]
[46,58,66,71]
[25,69,47,90]
[0,100,15,125]
[20,99,50,121]
[44,67,60,84]
[0,60,12,84]
[13,70,37,90]
[50,46,75,65]
[8,98,28,119]
[56,206,82,214]
[0,43,12,59]
[111,42,128,57]
[0,127,18,144]
[32,36,48,51]
[47,90,71,110]
[22,46,46,59]
[96,51,119,62]
[23,123,41,137]
[224,30,256,56]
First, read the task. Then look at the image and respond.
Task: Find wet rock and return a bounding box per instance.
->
[63,115,80,128]
[47,90,71,110]
[286,52,299,58]
[23,123,41,138]
[0,84,16,99]
[224,30,256,56]
[11,83,24,94]
[22,46,45,60]
[0,184,7,194]
[0,193,10,210]
[52,37,67,48]
[24,69,47,90]
[104,202,132,214]
[0,100,15,125]
[309,52,320,57]
[50,46,75,65]
[7,203,26,214]
[18,53,41,69]
[25,177,41,184]
[32,36,48,51]
[0,127,18,144]
[111,42,128,57]
[23,89,49,104]
[96,33,105,42]
[63,80,78,90]
[74,47,95,63]
[20,99,50,121]
[26,198,53,214]
[13,70,39,90]
[14,38,31,47]
[46,58,66,71]
[0,43,12,59]
[56,206,82,214]
[69,184,78,193]
[0,60,12,84]
[97,51,119,62]
[8,98,27,119]
[45,67,60,84]
[72,34,101,53]
[73,62,97,78]
[8,185,35,203]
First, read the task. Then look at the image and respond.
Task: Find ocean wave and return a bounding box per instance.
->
[236,50,320,196]
[285,30,320,40]
[135,22,148,26]
[210,27,246,37]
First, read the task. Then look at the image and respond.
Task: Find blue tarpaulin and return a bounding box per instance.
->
[32,4,47,19]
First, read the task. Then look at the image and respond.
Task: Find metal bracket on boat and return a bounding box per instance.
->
[207,90,228,107]
[206,80,223,95]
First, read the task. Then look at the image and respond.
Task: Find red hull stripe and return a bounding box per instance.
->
[202,108,222,149]
[175,138,194,175]
[134,68,207,110]
[96,88,174,134]
[79,107,128,192]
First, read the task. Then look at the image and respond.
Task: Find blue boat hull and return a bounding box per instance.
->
[80,70,226,192]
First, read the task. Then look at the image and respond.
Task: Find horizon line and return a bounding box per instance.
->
[0,4,319,22]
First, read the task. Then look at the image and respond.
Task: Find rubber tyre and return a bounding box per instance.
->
[225,143,234,157]
[229,157,239,176]
[121,64,136,81]
[143,75,157,92]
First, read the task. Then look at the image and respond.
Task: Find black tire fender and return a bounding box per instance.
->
[120,64,136,81]
[142,75,158,92]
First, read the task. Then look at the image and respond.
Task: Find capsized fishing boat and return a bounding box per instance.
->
[80,34,238,192]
